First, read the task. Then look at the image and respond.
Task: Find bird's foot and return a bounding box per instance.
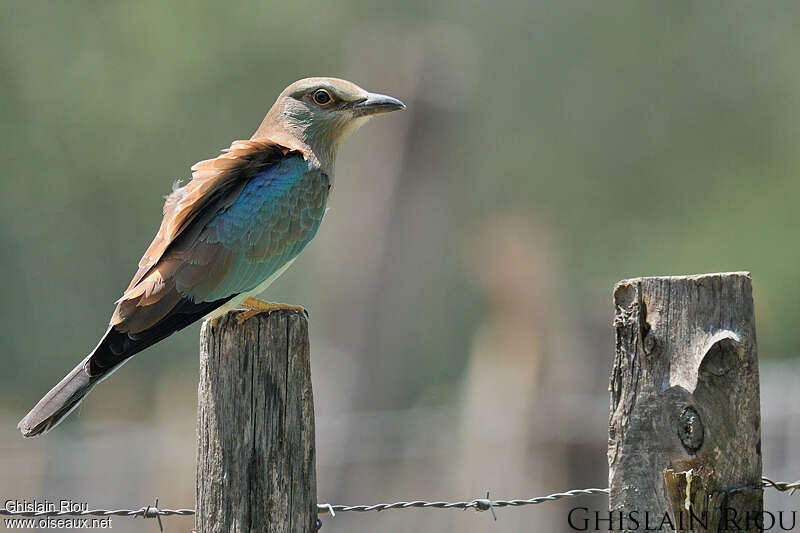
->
[235,297,308,324]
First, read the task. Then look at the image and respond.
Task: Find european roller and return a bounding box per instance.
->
[19,77,405,437]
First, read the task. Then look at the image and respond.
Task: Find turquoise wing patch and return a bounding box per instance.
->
[197,154,329,302]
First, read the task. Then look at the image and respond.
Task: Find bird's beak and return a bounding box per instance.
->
[350,92,406,116]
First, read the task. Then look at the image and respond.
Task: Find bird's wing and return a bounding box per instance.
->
[109,139,308,337]
[176,157,329,304]
[18,139,331,436]
[123,140,296,292]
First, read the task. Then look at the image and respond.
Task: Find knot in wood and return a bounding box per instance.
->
[643,332,658,355]
[678,406,704,454]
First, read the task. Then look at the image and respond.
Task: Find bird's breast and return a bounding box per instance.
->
[198,158,330,301]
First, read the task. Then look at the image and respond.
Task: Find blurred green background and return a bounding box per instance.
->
[3,2,800,532]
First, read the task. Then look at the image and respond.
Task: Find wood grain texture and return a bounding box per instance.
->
[609,273,762,532]
[196,311,317,533]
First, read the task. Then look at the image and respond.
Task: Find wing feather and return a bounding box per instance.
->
[123,140,297,293]
[112,140,302,334]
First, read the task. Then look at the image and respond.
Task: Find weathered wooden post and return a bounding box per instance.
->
[196,311,317,533]
[609,273,762,532]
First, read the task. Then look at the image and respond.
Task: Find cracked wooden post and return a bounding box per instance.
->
[609,273,762,532]
[196,311,317,533]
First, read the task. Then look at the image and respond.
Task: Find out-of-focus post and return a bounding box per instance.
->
[196,311,317,533]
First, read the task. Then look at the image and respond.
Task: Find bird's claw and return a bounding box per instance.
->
[235,298,308,324]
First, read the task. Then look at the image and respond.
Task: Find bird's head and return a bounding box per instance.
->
[254,77,405,168]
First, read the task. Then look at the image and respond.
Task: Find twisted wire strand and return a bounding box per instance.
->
[761,477,800,493]
[318,487,610,515]
[0,508,194,518]
[1,477,797,525]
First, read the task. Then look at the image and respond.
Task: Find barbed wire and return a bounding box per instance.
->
[317,487,610,519]
[2,478,797,531]
[0,498,190,532]
[761,476,800,493]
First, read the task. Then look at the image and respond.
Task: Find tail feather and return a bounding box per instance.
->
[17,353,118,437]
[18,295,235,438]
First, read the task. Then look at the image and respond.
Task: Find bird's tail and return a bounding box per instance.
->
[18,296,235,438]
[17,340,128,438]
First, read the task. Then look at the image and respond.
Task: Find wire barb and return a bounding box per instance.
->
[473,490,497,520]
[138,497,164,532]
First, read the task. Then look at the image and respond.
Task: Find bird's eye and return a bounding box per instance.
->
[312,89,332,106]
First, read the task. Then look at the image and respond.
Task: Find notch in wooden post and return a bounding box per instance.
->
[608,273,762,532]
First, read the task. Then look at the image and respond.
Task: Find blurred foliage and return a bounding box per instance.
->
[2,0,800,413]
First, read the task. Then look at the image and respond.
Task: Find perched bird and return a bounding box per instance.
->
[18,77,405,437]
